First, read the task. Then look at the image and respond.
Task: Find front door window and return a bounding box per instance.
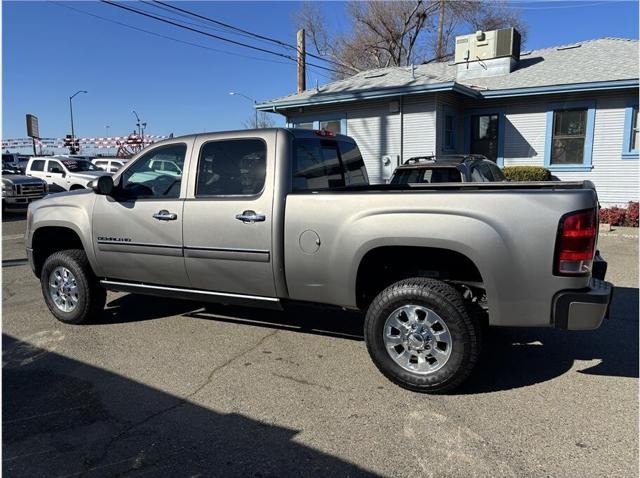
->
[470,114,499,162]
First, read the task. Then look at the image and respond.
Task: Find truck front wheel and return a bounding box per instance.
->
[364,278,481,393]
[40,249,106,324]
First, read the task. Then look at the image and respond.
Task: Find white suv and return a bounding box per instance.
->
[26,156,111,192]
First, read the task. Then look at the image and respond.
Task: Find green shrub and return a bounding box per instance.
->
[502,166,552,181]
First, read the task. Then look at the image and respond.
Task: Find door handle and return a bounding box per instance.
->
[46,175,52,178]
[153,209,178,221]
[235,210,266,223]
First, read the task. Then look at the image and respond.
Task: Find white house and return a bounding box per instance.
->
[257,31,639,206]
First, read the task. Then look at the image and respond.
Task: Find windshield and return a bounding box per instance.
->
[391,167,462,184]
[60,159,100,172]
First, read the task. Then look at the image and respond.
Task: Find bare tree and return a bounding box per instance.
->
[243,111,276,129]
[295,1,526,79]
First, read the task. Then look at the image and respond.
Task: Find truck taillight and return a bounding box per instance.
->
[554,208,597,276]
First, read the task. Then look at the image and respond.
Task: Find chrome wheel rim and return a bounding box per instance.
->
[48,266,79,313]
[383,305,453,374]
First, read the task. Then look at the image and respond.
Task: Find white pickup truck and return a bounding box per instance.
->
[26,156,111,192]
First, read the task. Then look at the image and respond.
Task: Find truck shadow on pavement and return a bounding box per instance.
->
[2,333,379,477]
[99,286,638,394]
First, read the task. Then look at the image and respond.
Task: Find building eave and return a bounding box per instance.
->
[256,78,639,112]
[478,78,639,98]
[255,81,480,111]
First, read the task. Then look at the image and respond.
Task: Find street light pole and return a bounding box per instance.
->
[69,90,87,153]
[229,91,258,127]
[132,110,145,148]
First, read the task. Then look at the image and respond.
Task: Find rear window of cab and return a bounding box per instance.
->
[292,139,368,191]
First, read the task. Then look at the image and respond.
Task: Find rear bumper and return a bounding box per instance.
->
[553,252,612,330]
[553,279,613,331]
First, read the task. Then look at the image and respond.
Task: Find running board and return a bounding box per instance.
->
[100,280,283,310]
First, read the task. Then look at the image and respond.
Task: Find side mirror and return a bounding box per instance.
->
[91,175,114,196]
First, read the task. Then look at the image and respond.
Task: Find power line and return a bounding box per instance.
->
[151,0,357,73]
[50,1,292,67]
[100,0,340,74]
[138,0,273,46]
[510,0,627,9]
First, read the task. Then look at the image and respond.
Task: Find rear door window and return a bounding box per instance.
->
[293,139,344,191]
[196,139,266,196]
[470,163,494,182]
[30,160,45,172]
[486,163,506,181]
[339,141,368,186]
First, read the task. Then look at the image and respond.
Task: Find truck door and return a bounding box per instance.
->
[27,158,47,182]
[45,159,69,191]
[182,134,276,297]
[92,140,193,287]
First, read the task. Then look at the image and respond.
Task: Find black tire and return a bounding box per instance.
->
[40,249,106,324]
[364,278,481,393]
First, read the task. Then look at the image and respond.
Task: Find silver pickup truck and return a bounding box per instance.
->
[25,128,613,392]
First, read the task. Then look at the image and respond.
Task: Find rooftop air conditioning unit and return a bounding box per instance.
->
[454,28,521,64]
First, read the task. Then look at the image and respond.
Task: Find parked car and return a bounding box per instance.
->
[390,154,506,184]
[3,153,31,174]
[92,158,129,173]
[2,166,48,213]
[25,128,612,393]
[26,156,111,192]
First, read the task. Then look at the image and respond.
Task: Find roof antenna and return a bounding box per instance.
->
[411,64,415,79]
[316,79,319,92]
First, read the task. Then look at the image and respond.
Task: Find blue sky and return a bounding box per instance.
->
[3,1,638,142]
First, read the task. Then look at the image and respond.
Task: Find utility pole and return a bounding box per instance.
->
[297,28,306,93]
[436,0,445,61]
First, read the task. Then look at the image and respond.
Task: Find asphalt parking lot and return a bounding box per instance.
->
[2,213,638,477]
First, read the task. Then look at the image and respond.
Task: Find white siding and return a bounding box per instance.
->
[346,100,401,182]
[469,90,639,206]
[554,93,639,206]
[402,95,437,161]
[287,89,639,203]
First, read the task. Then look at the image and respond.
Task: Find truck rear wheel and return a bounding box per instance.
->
[364,278,481,393]
[40,249,106,324]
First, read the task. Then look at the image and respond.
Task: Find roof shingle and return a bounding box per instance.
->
[259,38,638,108]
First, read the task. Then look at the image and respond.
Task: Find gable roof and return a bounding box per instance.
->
[257,38,639,110]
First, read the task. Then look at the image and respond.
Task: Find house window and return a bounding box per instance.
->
[550,109,587,165]
[544,100,595,171]
[622,104,639,159]
[442,106,457,152]
[320,119,342,134]
[290,115,347,135]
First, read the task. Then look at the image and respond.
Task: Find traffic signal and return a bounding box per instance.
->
[64,135,79,154]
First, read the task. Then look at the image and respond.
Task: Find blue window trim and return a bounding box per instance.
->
[463,107,505,167]
[287,112,347,135]
[622,103,639,160]
[442,105,457,153]
[544,99,596,172]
